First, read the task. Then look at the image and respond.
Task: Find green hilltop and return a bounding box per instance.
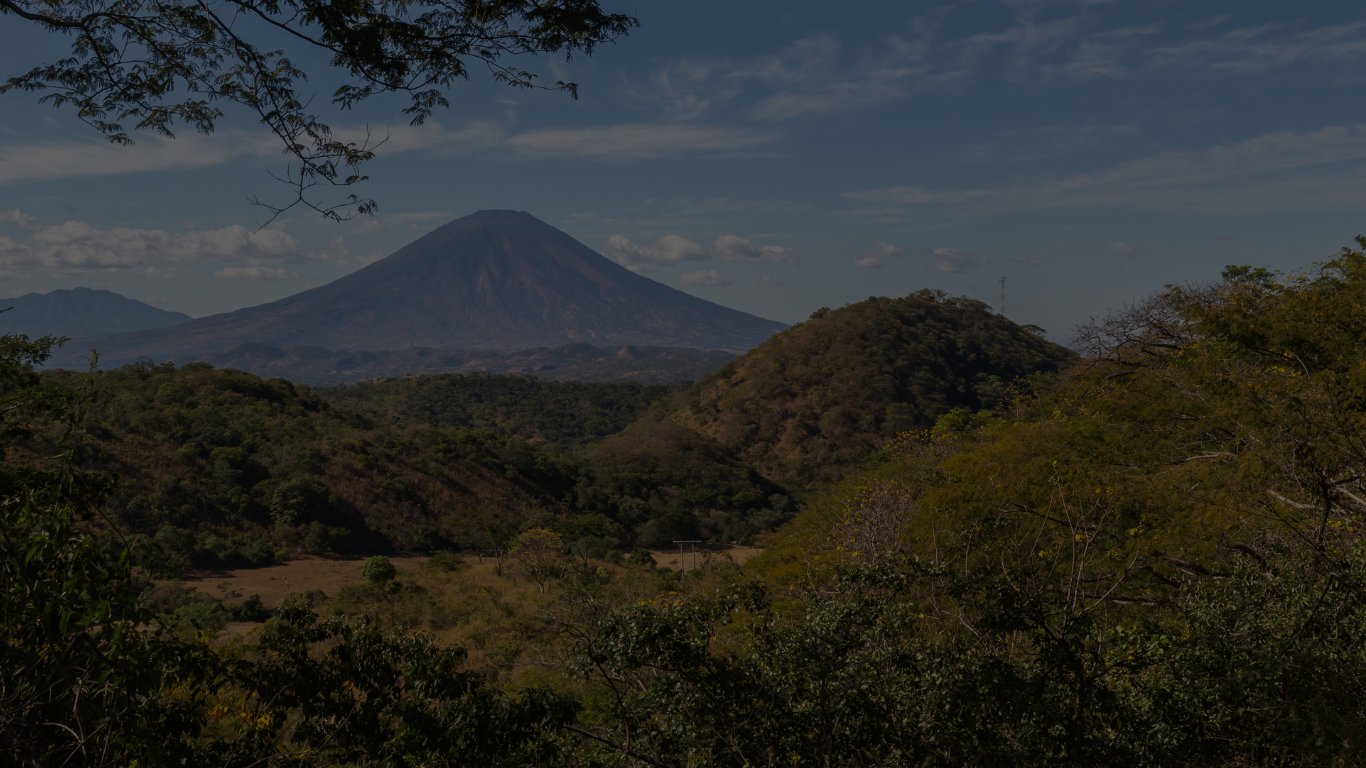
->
[625,289,1074,489]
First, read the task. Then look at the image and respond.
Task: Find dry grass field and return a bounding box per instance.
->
[187,554,434,604]
[185,554,431,640]
[648,544,764,571]
[185,546,764,645]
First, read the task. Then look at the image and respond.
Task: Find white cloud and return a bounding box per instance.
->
[28,221,301,265]
[761,275,791,286]
[213,266,299,280]
[606,234,709,272]
[828,241,909,268]
[0,212,348,276]
[711,235,801,263]
[608,233,803,272]
[678,270,732,286]
[1014,255,1043,267]
[1107,241,1138,257]
[0,209,37,229]
[928,247,987,273]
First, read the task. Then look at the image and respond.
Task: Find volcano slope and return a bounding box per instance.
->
[56,210,786,367]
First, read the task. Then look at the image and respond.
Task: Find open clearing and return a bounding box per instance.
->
[184,546,765,604]
[184,546,763,640]
[184,554,432,604]
[648,545,763,570]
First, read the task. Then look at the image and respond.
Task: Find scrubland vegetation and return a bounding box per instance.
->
[8,251,1366,765]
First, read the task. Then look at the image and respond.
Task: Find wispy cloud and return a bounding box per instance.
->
[607,233,802,272]
[214,266,300,280]
[1146,22,1366,75]
[624,14,1366,132]
[628,33,961,123]
[504,123,778,160]
[0,119,779,187]
[827,241,909,269]
[0,129,277,186]
[348,210,452,234]
[678,270,732,287]
[712,235,800,264]
[844,124,1366,217]
[606,234,709,272]
[1107,241,1138,257]
[927,247,987,273]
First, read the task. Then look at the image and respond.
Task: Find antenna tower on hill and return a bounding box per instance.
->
[999,276,1006,317]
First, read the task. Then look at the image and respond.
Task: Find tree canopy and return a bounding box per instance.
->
[0,0,636,219]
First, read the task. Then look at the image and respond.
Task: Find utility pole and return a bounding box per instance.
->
[672,540,701,574]
[999,276,1006,316]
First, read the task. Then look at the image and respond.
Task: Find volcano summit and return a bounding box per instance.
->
[60,211,787,365]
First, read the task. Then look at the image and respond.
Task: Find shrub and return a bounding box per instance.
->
[425,551,465,573]
[624,548,656,569]
[226,594,272,622]
[362,555,397,584]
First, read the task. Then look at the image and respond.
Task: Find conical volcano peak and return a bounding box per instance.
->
[57,210,787,366]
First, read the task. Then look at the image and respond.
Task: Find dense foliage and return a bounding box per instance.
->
[18,250,1366,766]
[38,361,583,569]
[320,373,685,448]
[0,339,576,767]
[577,418,795,545]
[660,290,1074,487]
[21,361,791,573]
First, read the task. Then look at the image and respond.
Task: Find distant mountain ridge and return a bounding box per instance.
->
[0,287,191,339]
[53,210,787,367]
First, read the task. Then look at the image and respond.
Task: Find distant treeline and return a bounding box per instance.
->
[318,373,686,448]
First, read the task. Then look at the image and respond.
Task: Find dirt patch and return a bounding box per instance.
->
[184,554,432,605]
[649,545,763,571]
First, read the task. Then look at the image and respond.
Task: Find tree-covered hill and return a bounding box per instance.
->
[577,418,795,545]
[651,290,1074,488]
[318,373,686,449]
[36,362,582,568]
[27,360,794,571]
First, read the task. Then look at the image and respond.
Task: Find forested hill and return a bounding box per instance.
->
[40,361,582,565]
[32,360,793,571]
[318,374,687,449]
[657,290,1075,487]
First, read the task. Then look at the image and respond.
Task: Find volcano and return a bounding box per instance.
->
[58,211,786,365]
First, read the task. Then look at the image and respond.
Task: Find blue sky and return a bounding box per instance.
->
[2,0,1365,342]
